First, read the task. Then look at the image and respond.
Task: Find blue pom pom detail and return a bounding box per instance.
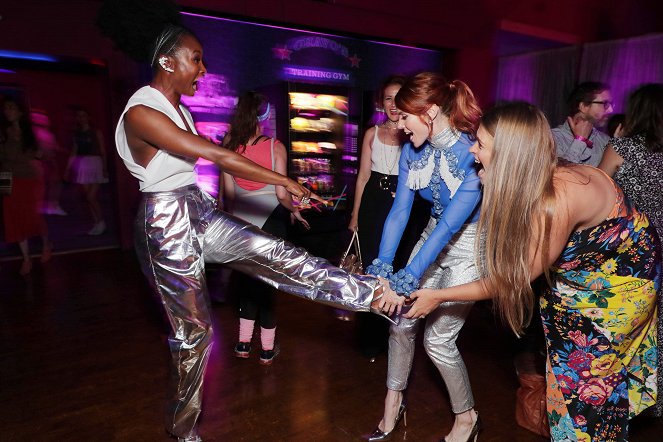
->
[388,269,419,297]
[366,258,393,278]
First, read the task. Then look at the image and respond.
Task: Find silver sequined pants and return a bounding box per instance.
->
[134,185,377,438]
[387,220,479,414]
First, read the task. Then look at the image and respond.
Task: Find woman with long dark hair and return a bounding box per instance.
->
[222,91,309,364]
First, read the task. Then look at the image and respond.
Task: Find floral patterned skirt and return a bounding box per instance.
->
[542,201,660,441]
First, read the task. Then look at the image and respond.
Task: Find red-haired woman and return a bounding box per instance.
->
[365,72,483,441]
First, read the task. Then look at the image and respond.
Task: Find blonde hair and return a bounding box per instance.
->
[477,102,557,335]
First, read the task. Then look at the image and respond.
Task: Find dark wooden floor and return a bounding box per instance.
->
[1,249,662,442]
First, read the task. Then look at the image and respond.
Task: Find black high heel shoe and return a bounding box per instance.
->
[440,413,481,442]
[366,401,407,441]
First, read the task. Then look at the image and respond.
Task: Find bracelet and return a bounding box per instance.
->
[573,135,594,148]
[366,258,393,278]
[388,269,420,298]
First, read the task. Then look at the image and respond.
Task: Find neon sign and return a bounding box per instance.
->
[283,65,351,84]
[288,36,349,58]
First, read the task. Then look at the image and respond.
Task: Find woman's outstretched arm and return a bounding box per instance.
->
[124,105,316,201]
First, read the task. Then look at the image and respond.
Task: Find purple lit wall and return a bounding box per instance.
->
[579,35,663,115]
[180,12,443,197]
[183,13,441,93]
[496,34,663,126]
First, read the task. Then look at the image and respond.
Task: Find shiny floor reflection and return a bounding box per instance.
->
[1,249,661,441]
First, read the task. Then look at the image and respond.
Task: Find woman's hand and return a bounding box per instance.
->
[373,277,404,316]
[284,178,327,207]
[291,210,311,230]
[403,288,442,319]
[348,214,358,232]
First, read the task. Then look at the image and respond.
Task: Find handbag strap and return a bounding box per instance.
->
[341,228,362,263]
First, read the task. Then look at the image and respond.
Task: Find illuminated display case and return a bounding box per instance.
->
[285,83,361,213]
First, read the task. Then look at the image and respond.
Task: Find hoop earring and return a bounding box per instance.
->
[159,56,174,73]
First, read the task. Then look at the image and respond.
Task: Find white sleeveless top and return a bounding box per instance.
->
[370,125,401,176]
[115,86,198,192]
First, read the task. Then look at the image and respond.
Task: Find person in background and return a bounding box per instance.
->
[31,109,67,216]
[599,83,663,417]
[0,98,52,275]
[348,75,407,361]
[222,91,310,365]
[552,81,613,166]
[366,72,482,442]
[407,101,660,441]
[606,113,625,138]
[66,107,108,235]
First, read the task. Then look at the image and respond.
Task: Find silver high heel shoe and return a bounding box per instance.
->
[440,413,481,442]
[366,402,407,441]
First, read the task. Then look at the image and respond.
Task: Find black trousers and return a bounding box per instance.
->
[234,205,289,330]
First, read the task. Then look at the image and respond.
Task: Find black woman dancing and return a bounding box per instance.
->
[98,5,399,442]
[365,72,483,442]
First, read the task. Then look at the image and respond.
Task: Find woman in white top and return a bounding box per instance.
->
[349,76,407,358]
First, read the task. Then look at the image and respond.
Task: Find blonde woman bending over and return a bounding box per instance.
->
[406,102,660,441]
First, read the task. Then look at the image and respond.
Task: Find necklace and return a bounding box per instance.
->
[380,121,400,145]
[379,126,400,191]
[383,118,399,129]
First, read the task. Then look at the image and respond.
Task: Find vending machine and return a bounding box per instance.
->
[284,83,362,213]
[251,82,363,246]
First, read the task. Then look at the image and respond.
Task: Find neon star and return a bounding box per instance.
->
[272,45,292,60]
[348,53,361,68]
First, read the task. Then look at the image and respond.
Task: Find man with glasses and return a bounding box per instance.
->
[552,81,613,166]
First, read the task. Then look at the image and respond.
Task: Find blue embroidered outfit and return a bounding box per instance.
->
[367,128,483,412]
[368,128,481,294]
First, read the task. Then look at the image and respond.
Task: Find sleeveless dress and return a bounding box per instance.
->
[357,126,401,265]
[611,133,663,417]
[542,182,660,441]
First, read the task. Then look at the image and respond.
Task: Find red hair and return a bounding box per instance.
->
[395,72,481,136]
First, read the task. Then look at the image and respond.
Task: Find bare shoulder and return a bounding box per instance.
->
[125,105,159,127]
[273,139,287,156]
[554,165,615,230]
[124,105,180,143]
[363,125,377,140]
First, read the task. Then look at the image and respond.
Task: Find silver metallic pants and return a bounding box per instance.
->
[134,185,377,438]
[387,220,479,414]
